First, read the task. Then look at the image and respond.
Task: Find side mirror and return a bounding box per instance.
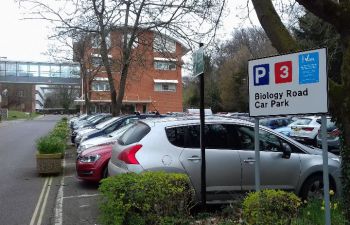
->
[282,143,292,159]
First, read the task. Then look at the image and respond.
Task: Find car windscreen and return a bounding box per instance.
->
[95,117,119,129]
[118,122,150,146]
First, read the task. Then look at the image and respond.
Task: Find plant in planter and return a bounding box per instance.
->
[36,119,68,175]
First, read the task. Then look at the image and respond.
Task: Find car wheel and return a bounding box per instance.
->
[300,175,335,200]
[102,166,109,179]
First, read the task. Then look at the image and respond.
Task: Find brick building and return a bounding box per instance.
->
[80,29,188,114]
[0,83,35,112]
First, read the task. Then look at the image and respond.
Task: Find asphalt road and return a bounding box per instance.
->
[0,115,101,225]
[0,115,61,225]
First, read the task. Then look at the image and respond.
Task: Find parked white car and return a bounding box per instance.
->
[75,117,120,145]
[289,116,321,145]
[77,123,133,154]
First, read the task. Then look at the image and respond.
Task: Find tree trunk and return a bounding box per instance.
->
[330,34,350,222]
[251,0,299,53]
[115,64,129,115]
[100,34,118,116]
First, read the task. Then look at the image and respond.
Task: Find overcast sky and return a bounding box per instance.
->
[0,0,254,62]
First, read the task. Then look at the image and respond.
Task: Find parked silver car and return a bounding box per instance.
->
[108,117,341,202]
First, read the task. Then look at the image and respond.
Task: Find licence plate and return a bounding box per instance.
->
[292,127,301,131]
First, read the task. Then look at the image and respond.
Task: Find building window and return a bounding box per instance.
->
[91,33,111,49]
[154,61,176,70]
[6,63,17,76]
[92,56,103,67]
[92,81,110,91]
[121,33,138,49]
[91,54,113,67]
[18,90,24,97]
[0,62,5,76]
[153,35,176,53]
[154,83,176,92]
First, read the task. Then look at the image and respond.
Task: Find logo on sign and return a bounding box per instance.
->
[253,64,269,86]
[299,52,319,84]
[275,61,292,84]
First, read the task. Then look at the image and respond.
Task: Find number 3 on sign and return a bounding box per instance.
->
[275,61,292,84]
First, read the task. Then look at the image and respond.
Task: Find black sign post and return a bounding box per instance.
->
[193,42,205,205]
[198,43,206,205]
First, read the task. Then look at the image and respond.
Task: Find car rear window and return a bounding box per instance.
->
[118,122,151,146]
[292,118,312,125]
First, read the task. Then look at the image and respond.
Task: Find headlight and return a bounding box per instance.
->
[79,154,101,163]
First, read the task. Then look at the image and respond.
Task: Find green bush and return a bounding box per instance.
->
[242,190,301,225]
[50,119,69,140]
[51,126,69,140]
[36,135,65,154]
[98,171,195,225]
[36,118,69,154]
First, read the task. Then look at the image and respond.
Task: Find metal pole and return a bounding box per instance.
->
[199,43,206,205]
[254,118,261,191]
[321,115,331,225]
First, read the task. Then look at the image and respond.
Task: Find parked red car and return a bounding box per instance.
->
[76,144,112,182]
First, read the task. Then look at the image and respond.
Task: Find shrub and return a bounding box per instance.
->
[98,171,195,225]
[51,126,69,140]
[36,135,65,154]
[242,190,301,225]
[36,118,69,154]
[50,119,69,140]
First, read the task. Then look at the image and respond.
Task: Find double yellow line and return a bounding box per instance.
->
[30,177,53,225]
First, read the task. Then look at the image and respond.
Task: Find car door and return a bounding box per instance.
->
[236,125,302,191]
[179,123,242,202]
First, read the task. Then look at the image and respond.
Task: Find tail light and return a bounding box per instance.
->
[329,129,341,138]
[117,144,142,164]
[302,127,314,132]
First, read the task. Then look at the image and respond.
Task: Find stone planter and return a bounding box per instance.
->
[36,152,63,175]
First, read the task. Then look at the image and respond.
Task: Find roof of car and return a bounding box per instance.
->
[140,115,255,127]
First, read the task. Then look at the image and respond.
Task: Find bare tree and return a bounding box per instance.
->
[73,35,103,114]
[251,0,350,221]
[18,0,226,116]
